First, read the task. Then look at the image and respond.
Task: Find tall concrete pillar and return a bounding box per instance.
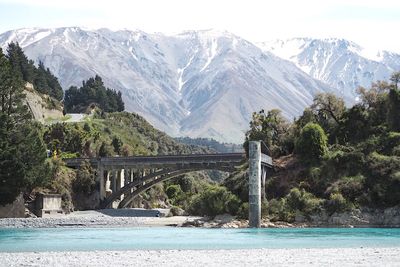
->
[130,169,134,193]
[261,167,267,202]
[106,170,112,196]
[130,169,134,182]
[98,163,105,200]
[249,141,261,228]
[120,169,125,200]
[124,168,129,186]
[112,169,117,193]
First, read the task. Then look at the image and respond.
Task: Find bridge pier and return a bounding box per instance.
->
[98,163,106,201]
[249,141,261,228]
[105,170,111,196]
[261,167,267,202]
[120,169,125,200]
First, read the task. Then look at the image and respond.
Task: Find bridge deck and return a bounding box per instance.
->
[64,153,273,168]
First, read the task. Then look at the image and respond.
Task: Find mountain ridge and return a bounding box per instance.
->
[2,27,397,143]
[258,37,400,97]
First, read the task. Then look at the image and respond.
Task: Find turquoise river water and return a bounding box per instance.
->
[0,227,400,252]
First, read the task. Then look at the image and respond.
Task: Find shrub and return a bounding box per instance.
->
[330,175,365,202]
[325,193,349,214]
[98,142,114,157]
[83,122,91,132]
[166,184,183,201]
[285,187,323,215]
[72,160,96,195]
[236,202,249,219]
[266,198,294,222]
[295,123,328,165]
[169,206,184,216]
[121,144,133,156]
[188,185,241,216]
[178,176,195,193]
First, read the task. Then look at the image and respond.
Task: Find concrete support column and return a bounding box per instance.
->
[130,169,134,193]
[105,170,111,196]
[98,163,105,200]
[124,168,129,186]
[130,169,134,182]
[118,169,124,190]
[249,141,261,228]
[261,167,267,202]
[120,169,125,200]
[112,169,117,193]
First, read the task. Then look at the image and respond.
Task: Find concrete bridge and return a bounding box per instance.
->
[64,141,272,227]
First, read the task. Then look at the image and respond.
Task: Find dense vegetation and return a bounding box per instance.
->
[44,111,210,158]
[174,137,243,153]
[43,111,238,212]
[226,72,400,221]
[6,42,63,101]
[0,47,53,205]
[64,75,124,113]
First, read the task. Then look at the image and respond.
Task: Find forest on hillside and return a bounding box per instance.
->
[64,75,124,113]
[6,42,63,100]
[225,72,400,221]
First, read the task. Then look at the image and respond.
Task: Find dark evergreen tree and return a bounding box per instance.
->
[98,141,114,157]
[6,42,36,83]
[64,75,124,113]
[116,91,125,111]
[0,48,51,205]
[112,136,123,155]
[33,61,63,101]
[387,88,400,131]
[6,43,63,100]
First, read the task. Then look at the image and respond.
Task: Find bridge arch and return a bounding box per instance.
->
[101,164,236,209]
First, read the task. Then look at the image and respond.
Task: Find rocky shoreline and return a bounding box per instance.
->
[1,206,399,229]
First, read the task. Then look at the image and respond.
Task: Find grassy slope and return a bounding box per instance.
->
[84,111,212,156]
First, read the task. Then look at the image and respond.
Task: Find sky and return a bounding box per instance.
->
[0,0,399,52]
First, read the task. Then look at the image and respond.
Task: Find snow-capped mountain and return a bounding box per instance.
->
[1,28,336,143]
[259,38,400,97]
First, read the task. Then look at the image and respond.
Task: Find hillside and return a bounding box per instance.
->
[24,82,64,123]
[225,74,400,225]
[43,111,227,211]
[44,111,211,159]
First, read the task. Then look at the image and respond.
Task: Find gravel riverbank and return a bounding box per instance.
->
[0,247,399,266]
[0,209,200,228]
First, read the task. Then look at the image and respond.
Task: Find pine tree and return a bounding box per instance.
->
[387,88,400,131]
[6,42,35,83]
[0,48,51,205]
[33,61,63,101]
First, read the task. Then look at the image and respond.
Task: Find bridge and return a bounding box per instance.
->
[64,141,272,227]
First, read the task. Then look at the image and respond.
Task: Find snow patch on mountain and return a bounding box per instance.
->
[259,38,400,98]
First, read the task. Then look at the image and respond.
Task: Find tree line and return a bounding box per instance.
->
[0,43,125,206]
[227,72,400,220]
[6,42,63,100]
[0,47,52,205]
[64,75,124,113]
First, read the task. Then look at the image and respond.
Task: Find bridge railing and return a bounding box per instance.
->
[63,153,247,168]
